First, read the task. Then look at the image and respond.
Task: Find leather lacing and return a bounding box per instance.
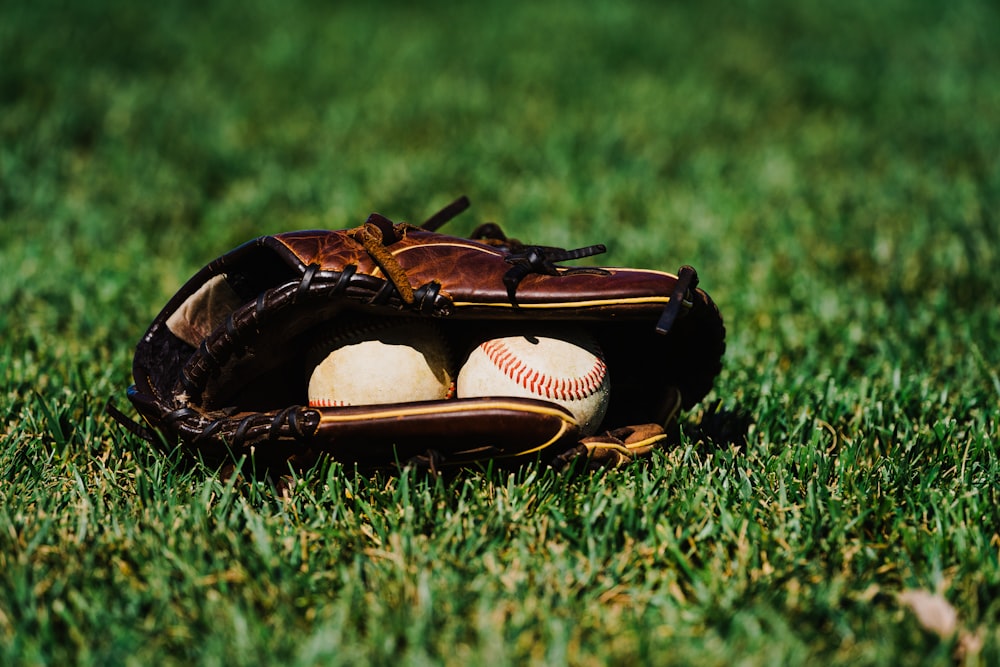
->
[502,244,610,306]
[349,200,612,308]
[657,265,698,335]
[468,220,611,306]
[469,221,695,329]
[349,214,417,304]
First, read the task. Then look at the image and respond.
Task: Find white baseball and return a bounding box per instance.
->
[308,318,454,407]
[456,330,610,436]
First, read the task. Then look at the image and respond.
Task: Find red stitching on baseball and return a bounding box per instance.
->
[309,398,349,407]
[480,338,606,401]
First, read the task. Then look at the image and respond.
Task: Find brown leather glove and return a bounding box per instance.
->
[119,197,725,473]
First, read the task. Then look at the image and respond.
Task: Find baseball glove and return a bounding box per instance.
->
[116,197,725,474]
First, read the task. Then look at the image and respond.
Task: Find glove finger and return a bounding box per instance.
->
[552,421,670,472]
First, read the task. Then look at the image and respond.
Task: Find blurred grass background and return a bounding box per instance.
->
[2,0,999,664]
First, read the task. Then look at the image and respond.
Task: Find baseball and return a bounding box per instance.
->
[307,317,454,407]
[456,330,610,436]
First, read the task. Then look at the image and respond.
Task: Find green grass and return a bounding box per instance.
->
[2,0,999,664]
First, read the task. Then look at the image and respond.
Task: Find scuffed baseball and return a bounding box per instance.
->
[308,318,454,407]
[456,330,610,436]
